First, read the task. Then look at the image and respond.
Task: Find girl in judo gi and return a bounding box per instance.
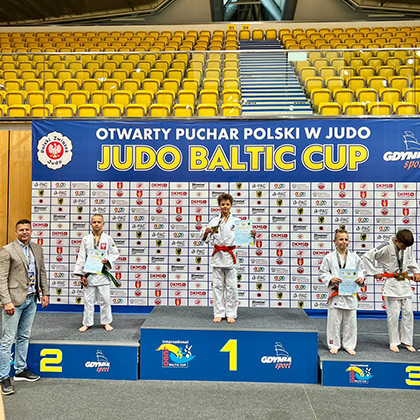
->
[74,214,120,332]
[319,229,366,355]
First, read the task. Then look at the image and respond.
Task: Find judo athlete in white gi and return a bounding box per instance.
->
[363,229,420,353]
[202,193,255,324]
[74,214,119,332]
[319,229,365,355]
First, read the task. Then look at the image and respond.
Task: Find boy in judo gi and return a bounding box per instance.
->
[74,214,119,332]
[319,229,366,355]
[202,193,255,323]
[363,229,420,353]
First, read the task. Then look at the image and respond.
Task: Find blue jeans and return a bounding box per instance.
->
[0,295,37,378]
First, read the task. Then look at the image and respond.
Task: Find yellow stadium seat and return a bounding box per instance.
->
[43,79,61,93]
[367,101,392,115]
[380,88,401,104]
[156,90,175,108]
[125,103,147,117]
[239,30,250,41]
[222,88,240,104]
[4,79,23,91]
[133,90,154,108]
[325,76,345,93]
[54,104,76,117]
[377,66,395,79]
[181,78,198,93]
[149,104,170,117]
[356,88,378,104]
[129,70,147,82]
[77,104,100,117]
[311,88,331,110]
[178,90,196,108]
[102,104,123,117]
[318,102,341,115]
[102,78,121,92]
[69,90,90,106]
[7,104,30,117]
[393,101,417,115]
[30,104,54,117]
[173,104,194,117]
[6,91,27,106]
[389,76,409,91]
[300,67,318,82]
[142,79,160,95]
[200,89,218,104]
[56,69,73,81]
[112,69,129,81]
[358,66,375,79]
[74,69,92,81]
[342,102,366,115]
[112,90,132,107]
[368,76,388,91]
[197,103,218,116]
[121,79,141,94]
[403,88,420,105]
[221,103,241,116]
[82,79,101,93]
[333,88,354,106]
[161,78,180,96]
[61,79,81,93]
[91,90,111,106]
[27,91,46,106]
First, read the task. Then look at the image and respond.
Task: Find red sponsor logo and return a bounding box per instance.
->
[360,191,367,199]
[339,183,346,190]
[155,290,162,297]
[276,249,283,257]
[403,208,410,216]
[382,200,388,207]
[297,258,304,266]
[117,182,123,189]
[116,272,122,280]
[56,247,63,254]
[175,298,181,306]
[196,215,202,222]
[135,281,142,288]
[176,207,182,214]
[37,239,43,245]
[100,243,107,250]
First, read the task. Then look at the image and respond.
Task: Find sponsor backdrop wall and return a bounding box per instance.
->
[32,119,420,312]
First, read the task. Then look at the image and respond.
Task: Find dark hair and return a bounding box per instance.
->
[217,193,233,205]
[396,229,414,247]
[334,228,348,240]
[15,219,31,229]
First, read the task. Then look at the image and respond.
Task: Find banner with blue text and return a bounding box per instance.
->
[32,119,420,311]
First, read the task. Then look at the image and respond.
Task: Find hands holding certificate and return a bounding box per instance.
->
[331,269,364,296]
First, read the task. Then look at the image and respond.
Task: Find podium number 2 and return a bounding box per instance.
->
[220,339,237,371]
[40,349,63,372]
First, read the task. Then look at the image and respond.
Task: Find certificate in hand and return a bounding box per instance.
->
[338,269,358,296]
[234,218,253,246]
[84,249,106,274]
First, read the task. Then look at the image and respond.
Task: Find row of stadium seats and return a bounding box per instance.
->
[0,102,241,118]
[0,29,239,52]
[310,87,420,109]
[318,101,417,115]
[0,88,241,107]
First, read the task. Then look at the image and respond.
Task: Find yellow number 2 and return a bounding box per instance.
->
[220,339,237,371]
[40,349,63,372]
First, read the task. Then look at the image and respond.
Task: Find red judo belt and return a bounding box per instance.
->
[381,271,411,281]
[212,245,237,264]
[328,285,360,302]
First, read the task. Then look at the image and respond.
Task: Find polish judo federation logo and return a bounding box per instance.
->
[37,131,73,170]
[156,341,196,368]
[347,364,373,384]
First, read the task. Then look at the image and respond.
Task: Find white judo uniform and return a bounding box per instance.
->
[73,232,119,327]
[363,240,420,347]
[319,250,365,351]
[203,214,239,319]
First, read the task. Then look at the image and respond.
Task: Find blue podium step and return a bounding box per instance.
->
[140,307,319,383]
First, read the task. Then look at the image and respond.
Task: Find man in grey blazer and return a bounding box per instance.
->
[0,219,49,395]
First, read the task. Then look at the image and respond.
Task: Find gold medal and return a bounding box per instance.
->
[211,226,219,234]
[397,272,405,281]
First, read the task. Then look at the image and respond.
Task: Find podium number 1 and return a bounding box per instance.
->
[220,339,237,371]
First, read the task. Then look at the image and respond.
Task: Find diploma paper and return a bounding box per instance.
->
[338,268,358,296]
[234,219,253,246]
[84,249,106,274]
